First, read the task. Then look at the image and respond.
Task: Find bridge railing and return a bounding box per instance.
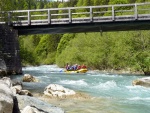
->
[0,2,150,26]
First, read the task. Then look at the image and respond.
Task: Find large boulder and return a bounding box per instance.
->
[15,95,64,113]
[0,81,14,113]
[44,84,76,97]
[22,74,38,82]
[132,77,150,87]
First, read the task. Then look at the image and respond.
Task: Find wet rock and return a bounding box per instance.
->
[44,84,76,97]
[0,81,14,113]
[16,95,65,113]
[22,74,39,82]
[132,77,150,87]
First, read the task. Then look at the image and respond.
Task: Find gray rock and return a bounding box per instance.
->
[0,77,12,87]
[0,81,14,113]
[12,79,22,87]
[15,95,65,113]
[21,105,49,113]
[0,77,65,113]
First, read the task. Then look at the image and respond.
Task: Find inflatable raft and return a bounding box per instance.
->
[65,68,88,73]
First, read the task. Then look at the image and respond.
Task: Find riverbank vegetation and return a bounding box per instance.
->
[56,32,150,75]
[1,0,150,75]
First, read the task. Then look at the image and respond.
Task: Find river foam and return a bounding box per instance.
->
[11,65,150,113]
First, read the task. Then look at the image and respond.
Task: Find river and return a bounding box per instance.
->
[10,65,150,113]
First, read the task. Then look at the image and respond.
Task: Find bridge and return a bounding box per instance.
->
[0,2,150,75]
[0,3,150,35]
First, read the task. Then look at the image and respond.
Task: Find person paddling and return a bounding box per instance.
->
[81,64,87,69]
[65,63,70,70]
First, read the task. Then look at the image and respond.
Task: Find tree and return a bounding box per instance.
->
[34,34,61,64]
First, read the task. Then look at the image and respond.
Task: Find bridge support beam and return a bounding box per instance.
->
[0,25,22,75]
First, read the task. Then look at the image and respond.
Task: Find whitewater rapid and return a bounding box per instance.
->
[10,65,150,113]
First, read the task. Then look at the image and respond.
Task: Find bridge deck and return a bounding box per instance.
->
[0,3,150,35]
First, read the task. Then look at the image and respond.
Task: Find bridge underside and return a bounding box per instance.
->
[13,20,150,35]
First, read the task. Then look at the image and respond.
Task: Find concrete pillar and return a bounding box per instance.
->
[0,25,22,75]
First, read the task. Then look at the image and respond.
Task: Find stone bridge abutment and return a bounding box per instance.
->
[0,25,22,75]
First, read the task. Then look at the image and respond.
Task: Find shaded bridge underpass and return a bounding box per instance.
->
[14,20,150,35]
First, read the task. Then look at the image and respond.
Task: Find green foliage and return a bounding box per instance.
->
[34,34,61,64]
[56,33,75,57]
[19,34,61,65]
[2,0,150,75]
[135,52,150,72]
[109,0,128,5]
[19,35,39,66]
[56,31,150,74]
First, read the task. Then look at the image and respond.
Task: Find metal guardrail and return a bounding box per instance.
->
[0,2,150,26]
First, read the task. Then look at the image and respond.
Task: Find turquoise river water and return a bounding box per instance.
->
[11,65,150,113]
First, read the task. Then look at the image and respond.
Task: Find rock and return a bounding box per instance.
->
[11,86,32,96]
[12,79,23,87]
[0,77,64,113]
[0,77,12,87]
[16,95,65,113]
[12,85,23,91]
[18,90,33,96]
[21,106,34,113]
[0,77,32,97]
[132,77,150,87]
[0,81,14,113]
[22,74,39,82]
[21,105,49,113]
[11,87,18,95]
[44,84,76,97]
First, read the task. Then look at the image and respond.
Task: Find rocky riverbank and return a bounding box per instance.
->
[0,77,65,113]
[0,74,92,113]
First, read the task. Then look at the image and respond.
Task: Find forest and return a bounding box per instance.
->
[0,0,150,75]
